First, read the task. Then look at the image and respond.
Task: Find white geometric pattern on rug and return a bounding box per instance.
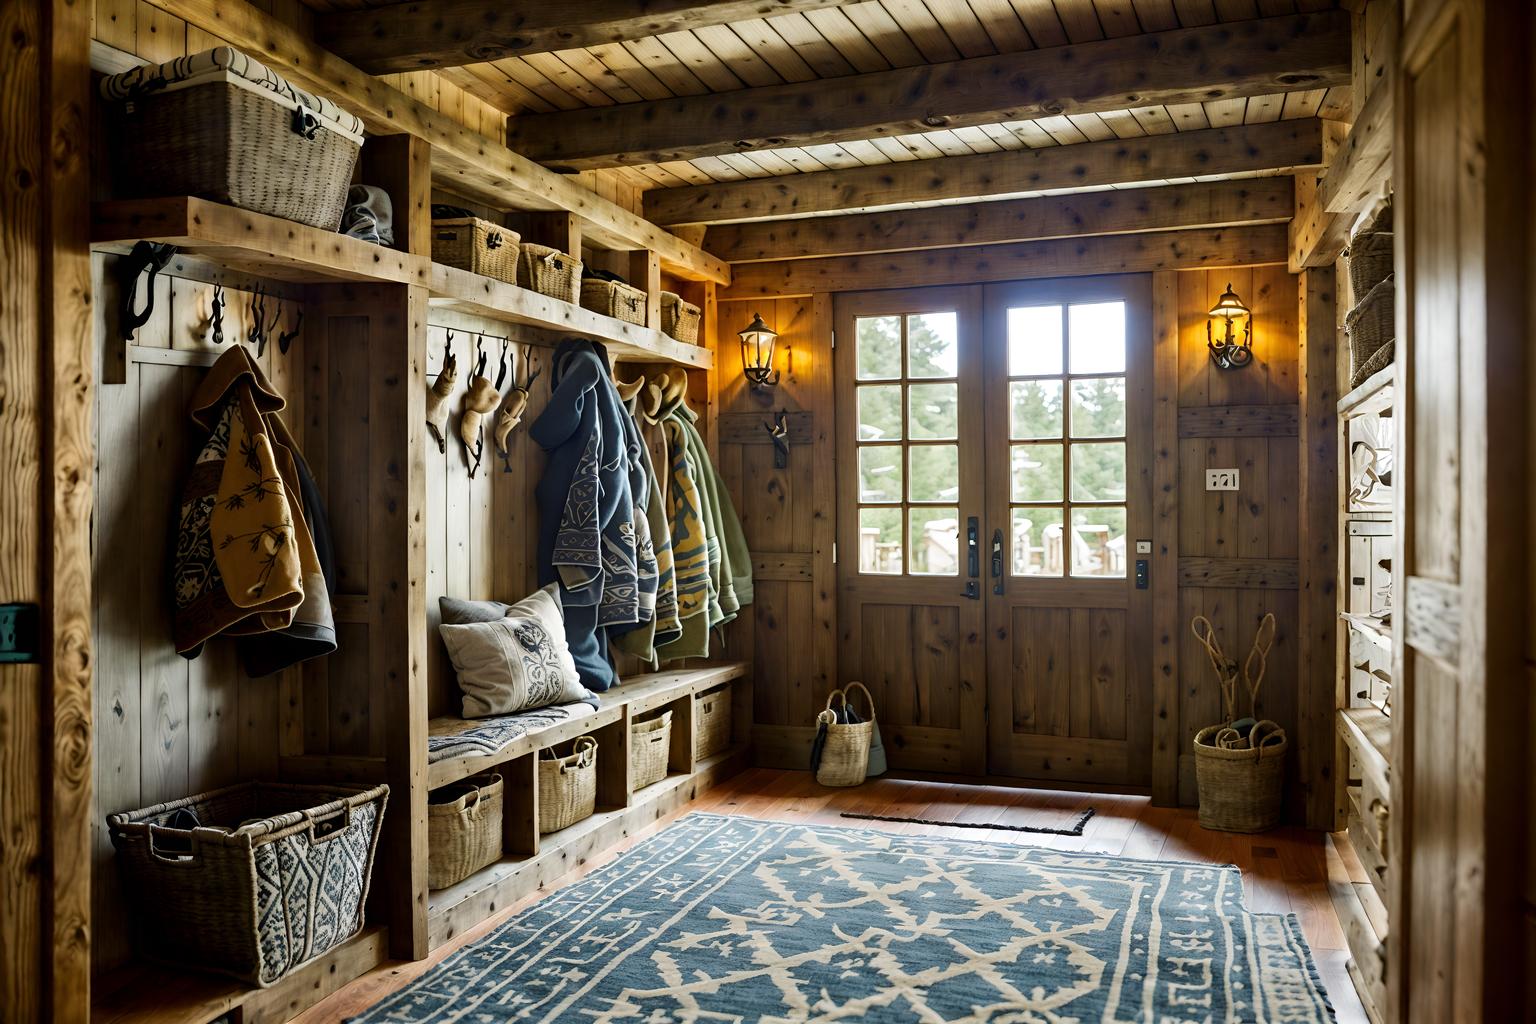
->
[350,812,1334,1023]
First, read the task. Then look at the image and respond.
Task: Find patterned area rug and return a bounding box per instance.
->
[351,813,1335,1023]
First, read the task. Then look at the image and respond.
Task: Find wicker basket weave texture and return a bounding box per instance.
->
[1347,231,1394,299]
[661,292,702,344]
[1193,724,1287,832]
[1346,275,1395,387]
[815,682,875,788]
[581,278,648,326]
[433,218,519,284]
[694,687,732,760]
[631,709,673,791]
[106,782,388,986]
[111,82,360,230]
[427,773,503,890]
[538,736,596,834]
[518,243,582,304]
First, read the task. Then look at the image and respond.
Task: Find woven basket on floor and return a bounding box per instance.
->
[518,243,582,304]
[814,682,876,788]
[1193,722,1288,832]
[433,218,519,284]
[694,686,732,760]
[99,48,364,230]
[427,773,503,889]
[661,291,702,344]
[1347,230,1394,299]
[581,278,648,325]
[631,709,673,791]
[538,736,596,834]
[107,781,388,986]
[1345,275,1395,387]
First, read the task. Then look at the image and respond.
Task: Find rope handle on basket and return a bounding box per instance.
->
[844,681,877,724]
[563,735,597,773]
[1191,615,1239,723]
[1242,613,1277,711]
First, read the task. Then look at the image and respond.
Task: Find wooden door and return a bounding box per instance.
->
[834,287,987,775]
[980,276,1153,786]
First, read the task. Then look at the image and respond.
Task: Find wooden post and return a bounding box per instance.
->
[1149,271,1180,806]
[513,211,583,259]
[360,134,432,258]
[629,249,662,329]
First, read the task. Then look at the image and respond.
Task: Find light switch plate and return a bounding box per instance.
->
[1135,540,1152,554]
[1206,468,1240,491]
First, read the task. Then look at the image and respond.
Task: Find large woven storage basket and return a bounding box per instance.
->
[427,773,503,889]
[98,47,364,230]
[1347,230,1394,299]
[518,243,582,304]
[661,292,702,344]
[1346,275,1396,388]
[694,685,732,760]
[814,682,875,787]
[1193,722,1287,832]
[434,218,519,284]
[106,781,388,986]
[631,709,673,791]
[538,736,596,834]
[581,278,648,326]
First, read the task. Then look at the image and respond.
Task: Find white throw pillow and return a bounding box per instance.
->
[439,585,585,718]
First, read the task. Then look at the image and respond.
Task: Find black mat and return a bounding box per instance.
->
[839,807,1096,837]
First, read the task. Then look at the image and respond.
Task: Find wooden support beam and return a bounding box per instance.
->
[317,0,860,74]
[1320,73,1393,213]
[1289,120,1354,271]
[138,0,731,284]
[629,249,662,329]
[706,179,1294,263]
[720,225,1288,299]
[647,120,1324,226]
[505,12,1350,169]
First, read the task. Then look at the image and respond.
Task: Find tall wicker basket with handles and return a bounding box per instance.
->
[694,685,732,760]
[631,709,673,791]
[1190,614,1287,832]
[427,772,503,889]
[813,682,876,787]
[538,736,596,834]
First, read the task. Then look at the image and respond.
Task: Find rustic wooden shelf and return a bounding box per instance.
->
[1341,612,1392,658]
[1338,364,1395,419]
[429,263,713,370]
[1337,706,1392,786]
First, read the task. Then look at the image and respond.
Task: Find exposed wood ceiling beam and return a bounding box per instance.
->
[720,224,1289,298]
[138,0,731,283]
[505,12,1349,169]
[705,178,1294,263]
[646,119,1324,226]
[317,0,860,74]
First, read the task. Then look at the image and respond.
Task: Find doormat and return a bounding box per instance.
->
[839,807,1096,836]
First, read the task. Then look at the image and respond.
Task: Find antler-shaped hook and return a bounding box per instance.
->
[247,285,281,357]
[426,330,458,455]
[277,308,303,355]
[459,333,500,478]
[209,284,226,347]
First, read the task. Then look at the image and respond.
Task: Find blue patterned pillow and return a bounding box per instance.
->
[439,585,586,718]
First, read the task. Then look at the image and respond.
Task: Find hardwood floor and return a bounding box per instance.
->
[296,769,1369,1023]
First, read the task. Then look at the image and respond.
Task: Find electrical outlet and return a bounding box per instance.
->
[1206,468,1240,491]
[1135,540,1152,555]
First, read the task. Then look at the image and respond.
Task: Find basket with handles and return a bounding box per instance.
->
[538,736,596,834]
[1190,614,1288,832]
[427,772,503,889]
[631,708,673,791]
[812,682,876,788]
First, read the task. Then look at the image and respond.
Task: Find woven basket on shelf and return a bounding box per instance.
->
[518,243,582,304]
[433,218,519,284]
[1193,722,1288,832]
[427,773,503,890]
[694,686,732,761]
[538,736,596,834]
[1347,230,1394,299]
[631,709,673,791]
[581,278,648,326]
[1345,275,1395,388]
[661,291,702,344]
[106,781,388,986]
[813,682,876,788]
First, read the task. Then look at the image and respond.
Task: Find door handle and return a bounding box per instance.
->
[963,516,980,599]
[991,528,1004,595]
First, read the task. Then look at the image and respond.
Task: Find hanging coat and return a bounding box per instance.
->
[613,378,681,665]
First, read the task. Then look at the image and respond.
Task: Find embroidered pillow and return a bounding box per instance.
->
[438,585,586,718]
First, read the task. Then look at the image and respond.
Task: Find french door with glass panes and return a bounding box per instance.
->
[836,277,1151,784]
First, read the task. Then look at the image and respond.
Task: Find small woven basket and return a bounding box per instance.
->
[1347,230,1394,300]
[581,278,648,326]
[661,292,702,344]
[814,682,875,788]
[694,686,732,760]
[518,243,582,303]
[1193,722,1288,832]
[433,218,519,284]
[427,773,503,889]
[1346,275,1395,388]
[631,709,673,791]
[538,736,596,834]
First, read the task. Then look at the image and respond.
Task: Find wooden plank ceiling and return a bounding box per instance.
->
[306,0,1349,237]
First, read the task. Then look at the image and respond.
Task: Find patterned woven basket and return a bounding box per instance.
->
[427,773,503,890]
[694,686,732,760]
[1193,722,1288,832]
[631,709,673,791]
[661,291,702,344]
[433,218,519,284]
[581,278,648,325]
[1345,275,1395,388]
[1347,230,1394,300]
[538,736,596,834]
[106,781,388,986]
[814,682,875,788]
[518,243,582,304]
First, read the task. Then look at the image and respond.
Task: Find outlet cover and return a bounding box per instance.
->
[1206,468,1240,491]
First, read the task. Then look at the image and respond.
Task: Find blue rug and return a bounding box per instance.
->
[352,813,1335,1023]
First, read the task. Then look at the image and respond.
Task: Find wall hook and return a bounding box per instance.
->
[209,284,226,347]
[247,285,280,357]
[459,334,502,479]
[495,343,540,472]
[426,330,458,454]
[277,308,303,354]
[115,241,177,342]
[765,408,790,469]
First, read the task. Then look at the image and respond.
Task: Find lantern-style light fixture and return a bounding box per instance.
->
[739,312,780,391]
[1206,283,1254,370]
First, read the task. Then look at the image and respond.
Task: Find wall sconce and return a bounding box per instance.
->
[1206,283,1254,370]
[739,312,779,391]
